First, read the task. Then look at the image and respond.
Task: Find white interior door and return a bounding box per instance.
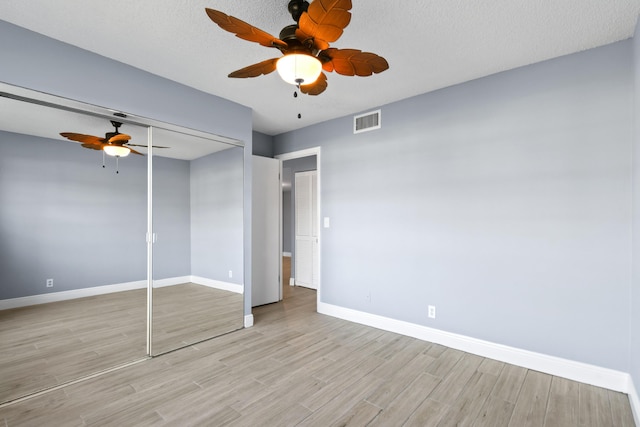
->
[295,171,318,289]
[252,155,281,306]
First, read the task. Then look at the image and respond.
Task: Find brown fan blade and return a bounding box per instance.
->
[297,0,352,49]
[300,72,328,96]
[60,132,106,145]
[322,48,389,76]
[127,147,144,156]
[205,8,287,49]
[228,58,279,78]
[80,143,104,151]
[108,133,131,144]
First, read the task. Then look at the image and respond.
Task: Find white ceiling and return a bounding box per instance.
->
[1,0,639,136]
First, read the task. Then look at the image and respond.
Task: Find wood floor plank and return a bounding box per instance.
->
[579,383,612,426]
[608,389,636,427]
[424,347,465,379]
[544,376,579,426]
[328,400,382,427]
[403,398,450,427]
[474,395,515,427]
[491,363,528,404]
[365,352,437,408]
[230,403,311,427]
[300,354,386,412]
[296,374,385,426]
[478,358,505,376]
[428,353,484,404]
[438,370,500,427]
[368,372,440,426]
[230,371,325,414]
[369,339,434,381]
[508,370,552,427]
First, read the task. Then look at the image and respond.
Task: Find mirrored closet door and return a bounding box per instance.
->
[0,95,149,402]
[150,128,244,356]
[0,84,245,404]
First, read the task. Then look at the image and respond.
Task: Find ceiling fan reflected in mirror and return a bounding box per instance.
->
[60,121,167,173]
[205,0,389,96]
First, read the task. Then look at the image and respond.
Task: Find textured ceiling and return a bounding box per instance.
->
[1,0,639,136]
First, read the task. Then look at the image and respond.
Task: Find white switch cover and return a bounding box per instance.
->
[323,217,330,228]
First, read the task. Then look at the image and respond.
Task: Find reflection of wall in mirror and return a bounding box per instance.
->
[190,147,244,285]
[0,131,243,302]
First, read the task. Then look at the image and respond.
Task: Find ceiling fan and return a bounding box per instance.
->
[60,121,147,157]
[60,121,167,173]
[205,0,389,96]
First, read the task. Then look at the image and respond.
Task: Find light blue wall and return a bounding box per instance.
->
[274,41,634,372]
[152,156,191,280]
[0,131,243,299]
[0,21,249,141]
[190,147,244,284]
[252,131,274,158]
[631,20,640,398]
[0,131,190,298]
[0,20,254,313]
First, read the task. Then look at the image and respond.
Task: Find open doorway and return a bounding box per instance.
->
[276,148,321,303]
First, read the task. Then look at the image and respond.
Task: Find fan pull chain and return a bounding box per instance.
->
[294,83,301,119]
[116,156,120,174]
[102,151,106,168]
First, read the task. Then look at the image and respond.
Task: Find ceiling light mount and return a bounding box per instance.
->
[287,0,309,22]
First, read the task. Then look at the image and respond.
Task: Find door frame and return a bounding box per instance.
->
[275,147,322,306]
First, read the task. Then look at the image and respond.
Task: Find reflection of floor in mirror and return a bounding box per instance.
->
[151,283,244,355]
[0,283,243,404]
[1,284,633,426]
[0,288,147,403]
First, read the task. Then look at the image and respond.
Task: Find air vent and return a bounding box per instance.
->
[354,109,381,134]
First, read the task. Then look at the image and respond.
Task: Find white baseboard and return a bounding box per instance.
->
[151,276,192,288]
[0,280,148,310]
[318,301,631,393]
[289,277,295,287]
[1,276,244,310]
[190,276,244,294]
[629,376,640,427]
[283,252,292,257]
[244,314,254,328]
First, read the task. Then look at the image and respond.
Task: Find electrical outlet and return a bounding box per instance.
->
[46,278,54,288]
[428,305,436,319]
[228,270,233,278]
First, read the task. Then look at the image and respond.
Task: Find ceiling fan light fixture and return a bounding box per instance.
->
[103,145,131,157]
[276,53,322,86]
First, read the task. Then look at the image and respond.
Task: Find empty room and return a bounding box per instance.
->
[1,0,640,425]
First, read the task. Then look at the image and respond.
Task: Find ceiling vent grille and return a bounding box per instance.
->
[354,110,381,134]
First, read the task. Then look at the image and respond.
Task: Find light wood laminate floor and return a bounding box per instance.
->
[0,286,635,426]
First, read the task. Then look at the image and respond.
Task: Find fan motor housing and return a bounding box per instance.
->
[279,24,298,42]
[288,0,309,22]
